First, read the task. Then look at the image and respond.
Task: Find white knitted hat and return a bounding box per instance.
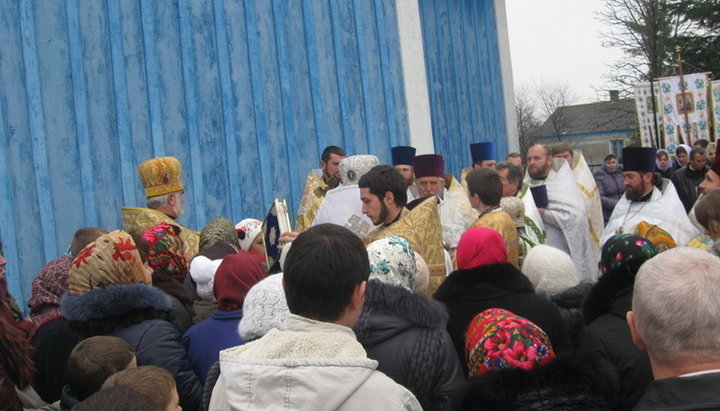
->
[238,273,289,340]
[521,245,579,296]
[235,218,263,251]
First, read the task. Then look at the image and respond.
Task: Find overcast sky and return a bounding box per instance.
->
[504,0,626,104]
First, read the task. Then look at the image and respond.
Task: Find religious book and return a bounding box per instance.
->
[262,199,291,271]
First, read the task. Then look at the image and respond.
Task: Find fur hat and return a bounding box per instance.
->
[465,308,555,376]
[238,273,289,340]
[68,231,148,295]
[138,156,183,198]
[367,236,416,291]
[235,219,263,252]
[522,245,579,296]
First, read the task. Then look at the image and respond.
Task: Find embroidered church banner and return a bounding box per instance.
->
[658,73,711,145]
[634,83,663,147]
[712,80,720,140]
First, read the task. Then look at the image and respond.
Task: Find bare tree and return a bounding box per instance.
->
[515,85,541,156]
[535,81,579,140]
[597,0,694,94]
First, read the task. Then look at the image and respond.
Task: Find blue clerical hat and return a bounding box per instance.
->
[622,147,657,172]
[391,146,416,166]
[470,142,496,164]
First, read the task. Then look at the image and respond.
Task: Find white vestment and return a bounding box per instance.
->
[602,179,700,247]
[312,185,378,238]
[527,160,598,282]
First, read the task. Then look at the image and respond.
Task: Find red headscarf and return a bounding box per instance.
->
[456,227,508,269]
[213,251,267,311]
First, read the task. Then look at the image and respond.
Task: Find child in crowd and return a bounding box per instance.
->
[102,366,182,411]
[73,386,157,411]
[60,336,136,410]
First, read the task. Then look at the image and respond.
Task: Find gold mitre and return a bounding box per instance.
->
[138,156,184,198]
[364,196,446,281]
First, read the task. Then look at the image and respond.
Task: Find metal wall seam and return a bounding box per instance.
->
[328,1,354,155]
[459,0,478,166]
[177,0,207,227]
[19,0,57,260]
[212,0,241,220]
[139,1,165,157]
[106,0,136,206]
[484,0,508,156]
[428,0,452,157]
[300,2,325,154]
[445,0,465,172]
[270,1,299,214]
[243,2,272,208]
[65,0,98,226]
[373,0,398,149]
[351,0,376,156]
[469,0,489,149]
[0,81,23,304]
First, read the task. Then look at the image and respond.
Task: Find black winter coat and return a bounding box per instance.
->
[354,280,465,411]
[30,318,81,402]
[61,283,203,411]
[459,354,617,410]
[671,164,709,212]
[578,268,653,411]
[433,263,571,375]
[593,165,624,222]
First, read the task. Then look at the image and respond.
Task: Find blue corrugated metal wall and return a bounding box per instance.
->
[418,0,508,177]
[0,0,413,305]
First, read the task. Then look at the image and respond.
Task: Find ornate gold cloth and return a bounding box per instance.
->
[364,198,446,296]
[121,207,200,258]
[295,170,328,233]
[472,209,520,268]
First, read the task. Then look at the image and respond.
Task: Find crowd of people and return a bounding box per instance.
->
[2,139,720,410]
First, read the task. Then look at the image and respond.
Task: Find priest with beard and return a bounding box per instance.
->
[122,156,200,257]
[602,147,697,247]
[525,144,597,282]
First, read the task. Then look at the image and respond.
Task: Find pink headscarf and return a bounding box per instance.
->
[456,228,508,269]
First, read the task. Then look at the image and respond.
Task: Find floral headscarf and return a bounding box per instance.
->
[142,222,188,282]
[465,308,555,376]
[367,236,416,291]
[69,231,148,295]
[600,234,657,276]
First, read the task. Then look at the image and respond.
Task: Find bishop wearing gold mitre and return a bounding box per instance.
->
[359,164,448,296]
[295,146,346,232]
[122,156,200,257]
